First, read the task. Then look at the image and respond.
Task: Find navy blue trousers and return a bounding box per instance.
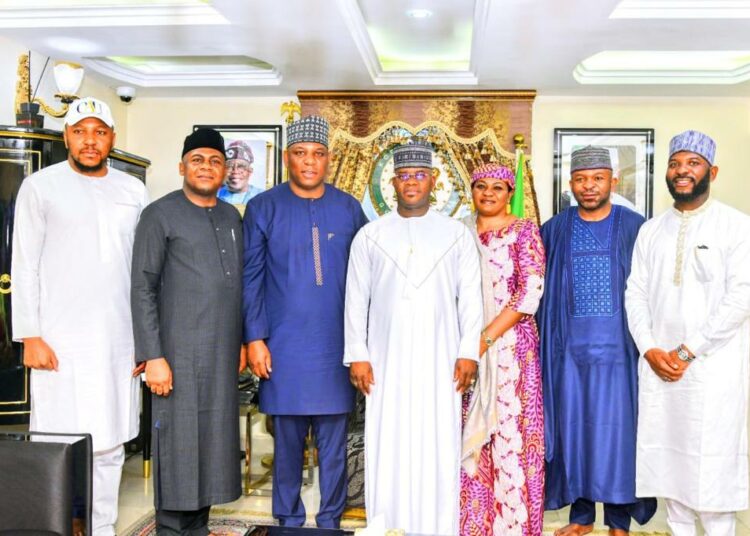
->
[272,414,348,528]
[570,498,631,531]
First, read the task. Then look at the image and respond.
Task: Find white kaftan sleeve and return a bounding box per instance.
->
[625,228,658,354]
[11,180,45,340]
[684,229,750,357]
[455,226,483,361]
[344,228,371,365]
[138,182,150,213]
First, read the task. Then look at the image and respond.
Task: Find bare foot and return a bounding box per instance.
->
[609,529,629,536]
[554,523,594,536]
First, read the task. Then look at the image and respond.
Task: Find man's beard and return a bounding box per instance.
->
[576,193,610,213]
[71,155,106,174]
[666,168,711,203]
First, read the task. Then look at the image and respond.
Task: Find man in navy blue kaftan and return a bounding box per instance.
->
[537,146,656,536]
[242,115,367,528]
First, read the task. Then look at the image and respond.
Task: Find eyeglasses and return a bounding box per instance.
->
[395,171,430,182]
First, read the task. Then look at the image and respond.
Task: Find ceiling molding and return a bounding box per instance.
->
[335,0,484,86]
[574,62,750,85]
[610,0,750,18]
[297,90,537,101]
[373,71,479,86]
[0,3,228,28]
[335,0,381,83]
[468,0,491,76]
[84,58,282,87]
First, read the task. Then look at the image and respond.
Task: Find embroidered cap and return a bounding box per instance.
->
[64,97,114,129]
[182,128,226,157]
[286,115,329,148]
[570,145,612,173]
[393,141,433,170]
[669,130,716,165]
[226,140,254,164]
[471,163,515,189]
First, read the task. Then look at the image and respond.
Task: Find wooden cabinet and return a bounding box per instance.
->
[0,126,149,424]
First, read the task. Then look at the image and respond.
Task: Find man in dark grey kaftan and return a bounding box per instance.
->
[132,128,242,535]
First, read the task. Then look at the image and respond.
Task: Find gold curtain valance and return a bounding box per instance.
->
[299,90,539,224]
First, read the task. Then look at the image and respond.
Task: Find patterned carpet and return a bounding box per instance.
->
[123,513,253,536]
[123,509,367,536]
[123,509,668,536]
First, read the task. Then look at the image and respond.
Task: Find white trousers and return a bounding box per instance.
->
[665,499,736,536]
[91,445,125,536]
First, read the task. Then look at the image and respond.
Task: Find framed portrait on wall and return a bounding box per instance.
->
[553,128,654,218]
[193,124,283,215]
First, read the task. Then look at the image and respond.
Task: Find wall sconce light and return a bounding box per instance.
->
[15,54,84,128]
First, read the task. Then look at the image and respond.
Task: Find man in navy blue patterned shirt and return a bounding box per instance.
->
[242,115,367,528]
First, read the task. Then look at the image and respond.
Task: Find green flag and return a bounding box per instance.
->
[510,151,525,218]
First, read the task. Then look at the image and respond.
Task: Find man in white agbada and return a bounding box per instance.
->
[625,130,750,536]
[345,141,483,536]
[11,97,149,535]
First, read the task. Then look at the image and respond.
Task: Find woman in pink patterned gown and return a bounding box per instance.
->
[460,163,546,536]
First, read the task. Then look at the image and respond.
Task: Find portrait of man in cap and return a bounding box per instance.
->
[217,139,264,211]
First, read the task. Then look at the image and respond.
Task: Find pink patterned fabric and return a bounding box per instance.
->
[471,163,515,189]
[460,218,546,536]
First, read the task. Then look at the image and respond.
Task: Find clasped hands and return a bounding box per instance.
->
[644,347,691,383]
[135,343,250,397]
[349,358,477,396]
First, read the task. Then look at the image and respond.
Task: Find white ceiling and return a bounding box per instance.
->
[2,0,750,97]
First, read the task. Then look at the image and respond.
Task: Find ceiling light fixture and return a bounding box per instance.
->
[405,8,433,19]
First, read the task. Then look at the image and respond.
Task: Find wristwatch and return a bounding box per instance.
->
[482,330,495,348]
[675,344,695,362]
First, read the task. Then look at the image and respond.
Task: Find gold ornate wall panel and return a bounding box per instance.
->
[299,91,539,224]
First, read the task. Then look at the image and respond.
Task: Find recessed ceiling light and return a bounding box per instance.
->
[406,8,433,19]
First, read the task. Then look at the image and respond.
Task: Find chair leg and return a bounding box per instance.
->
[141,381,151,478]
[244,408,251,494]
[303,427,315,485]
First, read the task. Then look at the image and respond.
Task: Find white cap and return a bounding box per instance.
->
[64,97,115,129]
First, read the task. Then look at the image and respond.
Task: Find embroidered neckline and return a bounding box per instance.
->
[671,199,712,286]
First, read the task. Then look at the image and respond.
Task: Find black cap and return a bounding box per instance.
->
[183,128,226,157]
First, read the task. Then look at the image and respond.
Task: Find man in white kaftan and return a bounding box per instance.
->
[11,98,148,535]
[345,142,483,536]
[625,130,750,536]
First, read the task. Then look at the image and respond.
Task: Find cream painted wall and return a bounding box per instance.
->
[0,36,128,140]
[531,96,750,223]
[125,94,750,215]
[124,96,294,200]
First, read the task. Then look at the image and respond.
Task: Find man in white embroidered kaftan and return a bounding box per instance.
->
[625,130,750,536]
[344,141,483,536]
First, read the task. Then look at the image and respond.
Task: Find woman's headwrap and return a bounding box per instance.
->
[471,163,515,190]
